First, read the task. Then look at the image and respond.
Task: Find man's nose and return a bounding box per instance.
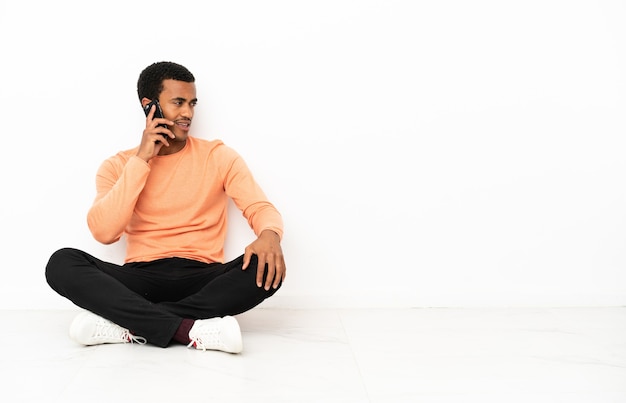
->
[180,103,193,118]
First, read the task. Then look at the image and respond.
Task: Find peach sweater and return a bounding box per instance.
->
[87,136,283,264]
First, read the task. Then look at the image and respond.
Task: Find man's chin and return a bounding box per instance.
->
[172,132,189,142]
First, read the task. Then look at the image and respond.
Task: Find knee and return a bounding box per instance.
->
[249,254,284,295]
[235,254,283,294]
[45,247,81,286]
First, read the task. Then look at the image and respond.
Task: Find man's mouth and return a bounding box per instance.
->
[174,120,192,130]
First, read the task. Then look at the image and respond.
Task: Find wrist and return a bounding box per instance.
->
[260,229,280,239]
[135,151,152,162]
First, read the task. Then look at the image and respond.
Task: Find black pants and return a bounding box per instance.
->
[45,248,280,347]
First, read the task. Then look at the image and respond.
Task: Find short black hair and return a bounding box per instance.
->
[136,61,195,102]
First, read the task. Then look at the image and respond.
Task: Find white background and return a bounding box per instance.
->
[0,0,624,309]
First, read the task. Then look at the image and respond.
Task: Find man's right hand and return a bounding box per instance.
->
[136,105,174,162]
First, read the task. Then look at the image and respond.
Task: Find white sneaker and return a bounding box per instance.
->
[69,311,146,346]
[187,316,243,353]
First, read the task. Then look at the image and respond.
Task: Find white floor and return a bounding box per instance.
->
[2,308,626,402]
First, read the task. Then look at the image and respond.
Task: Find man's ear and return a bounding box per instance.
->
[141,97,152,108]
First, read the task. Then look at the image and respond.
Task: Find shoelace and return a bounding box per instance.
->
[94,317,147,345]
[126,333,147,345]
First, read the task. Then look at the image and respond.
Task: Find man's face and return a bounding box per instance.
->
[157,79,197,142]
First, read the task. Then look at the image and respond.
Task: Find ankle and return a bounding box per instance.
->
[172,318,195,345]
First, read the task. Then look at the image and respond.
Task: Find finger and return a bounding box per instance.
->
[273,257,285,289]
[155,126,174,140]
[153,134,169,147]
[145,106,163,137]
[242,248,252,270]
[256,253,266,288]
[154,120,175,136]
[264,254,276,291]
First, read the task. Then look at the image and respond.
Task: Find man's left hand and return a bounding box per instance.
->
[242,230,286,290]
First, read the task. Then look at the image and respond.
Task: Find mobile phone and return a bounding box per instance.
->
[143,99,169,132]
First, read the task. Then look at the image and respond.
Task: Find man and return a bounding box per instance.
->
[45,61,286,353]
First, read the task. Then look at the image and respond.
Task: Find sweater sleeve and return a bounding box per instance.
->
[87,155,151,244]
[221,148,284,240]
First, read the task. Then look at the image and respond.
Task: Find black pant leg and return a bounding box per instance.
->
[45,247,181,347]
[159,254,281,319]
